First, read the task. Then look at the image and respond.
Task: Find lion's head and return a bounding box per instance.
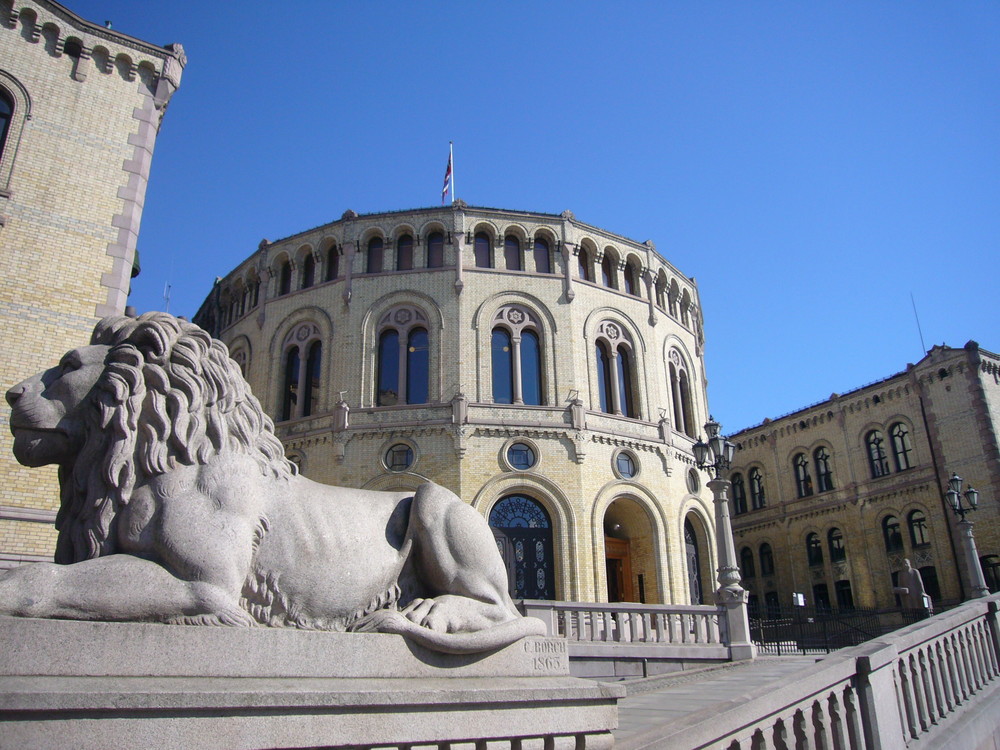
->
[6,312,293,564]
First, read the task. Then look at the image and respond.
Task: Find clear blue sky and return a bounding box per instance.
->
[71,1,999,433]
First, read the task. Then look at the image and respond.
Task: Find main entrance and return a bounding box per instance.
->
[489,494,555,600]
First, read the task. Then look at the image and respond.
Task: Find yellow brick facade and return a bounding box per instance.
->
[0,0,182,566]
[728,343,1000,613]
[196,205,718,604]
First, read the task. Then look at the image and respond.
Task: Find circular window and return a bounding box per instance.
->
[507,442,536,471]
[614,451,637,479]
[687,468,701,493]
[385,443,414,472]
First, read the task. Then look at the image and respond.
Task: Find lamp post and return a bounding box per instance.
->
[694,417,756,659]
[945,472,990,599]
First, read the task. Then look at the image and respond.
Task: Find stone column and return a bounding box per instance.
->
[957,519,990,599]
[709,477,756,660]
[562,242,575,301]
[342,241,355,304]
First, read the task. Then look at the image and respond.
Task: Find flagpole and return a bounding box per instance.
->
[449,141,455,204]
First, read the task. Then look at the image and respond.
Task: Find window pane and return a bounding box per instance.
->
[601,256,614,288]
[578,249,591,280]
[616,452,636,478]
[406,328,429,404]
[281,348,300,420]
[909,511,929,547]
[867,430,890,477]
[491,328,513,404]
[521,330,542,406]
[427,231,444,268]
[829,528,846,562]
[326,248,339,281]
[731,473,747,515]
[367,237,384,274]
[596,343,612,414]
[617,348,635,418]
[303,342,321,417]
[891,423,912,471]
[883,516,903,552]
[302,254,315,288]
[377,330,399,406]
[534,238,551,273]
[475,233,492,268]
[0,91,11,159]
[505,236,521,271]
[386,444,413,471]
[397,234,413,271]
[508,443,535,470]
[279,261,292,295]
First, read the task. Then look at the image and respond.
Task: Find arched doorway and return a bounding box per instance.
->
[604,497,658,603]
[489,494,555,600]
[684,518,704,604]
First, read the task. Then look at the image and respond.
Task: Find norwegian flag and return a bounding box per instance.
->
[441,145,453,204]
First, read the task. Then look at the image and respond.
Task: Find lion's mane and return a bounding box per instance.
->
[55,312,294,564]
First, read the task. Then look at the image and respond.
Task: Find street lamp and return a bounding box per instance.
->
[694,417,755,659]
[944,472,989,599]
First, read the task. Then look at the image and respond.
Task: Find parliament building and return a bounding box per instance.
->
[195,204,717,605]
[727,342,1000,614]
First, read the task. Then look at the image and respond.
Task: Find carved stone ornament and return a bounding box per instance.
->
[0,312,544,653]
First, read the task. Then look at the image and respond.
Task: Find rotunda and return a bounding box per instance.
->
[195,204,715,604]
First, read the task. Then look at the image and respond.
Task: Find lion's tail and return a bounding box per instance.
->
[350,609,548,655]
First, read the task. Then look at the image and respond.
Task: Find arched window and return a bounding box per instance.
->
[828,528,846,563]
[680,290,692,327]
[376,306,431,406]
[278,260,292,296]
[866,430,890,478]
[794,453,813,498]
[600,254,616,288]
[623,260,641,296]
[279,322,322,421]
[883,516,903,553]
[759,543,775,577]
[301,254,315,289]
[668,280,679,318]
[491,328,513,404]
[578,247,593,281]
[366,237,384,274]
[504,235,522,271]
[806,533,823,566]
[426,231,444,268]
[740,546,756,577]
[668,349,695,437]
[0,90,11,161]
[749,468,766,509]
[534,237,552,274]
[303,341,321,417]
[474,232,492,268]
[890,423,913,471]
[489,494,555,600]
[490,306,544,406]
[814,447,834,492]
[397,234,414,271]
[731,473,747,515]
[655,273,667,309]
[908,510,930,547]
[594,321,637,418]
[325,246,340,281]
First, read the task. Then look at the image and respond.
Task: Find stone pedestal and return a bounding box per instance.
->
[0,617,622,749]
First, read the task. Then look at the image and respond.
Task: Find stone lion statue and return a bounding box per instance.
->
[1,312,545,653]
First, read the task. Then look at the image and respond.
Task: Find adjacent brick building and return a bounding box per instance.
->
[195,204,717,604]
[728,342,1000,613]
[0,0,183,566]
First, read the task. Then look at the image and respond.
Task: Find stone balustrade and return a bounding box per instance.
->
[617,592,1000,749]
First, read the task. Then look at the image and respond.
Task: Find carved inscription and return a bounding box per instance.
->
[523,639,567,672]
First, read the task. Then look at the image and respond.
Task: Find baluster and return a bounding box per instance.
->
[654,612,665,643]
[898,660,919,739]
[826,693,845,750]
[982,619,1000,676]
[641,611,651,643]
[973,622,996,679]
[927,643,949,719]
[917,650,938,725]
[602,611,613,642]
[961,629,981,692]
[572,610,583,640]
[811,699,833,750]
[842,685,864,750]
[907,654,930,734]
[970,624,990,685]
[957,632,975,696]
[792,709,810,749]
[771,716,790,750]
[946,636,966,703]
